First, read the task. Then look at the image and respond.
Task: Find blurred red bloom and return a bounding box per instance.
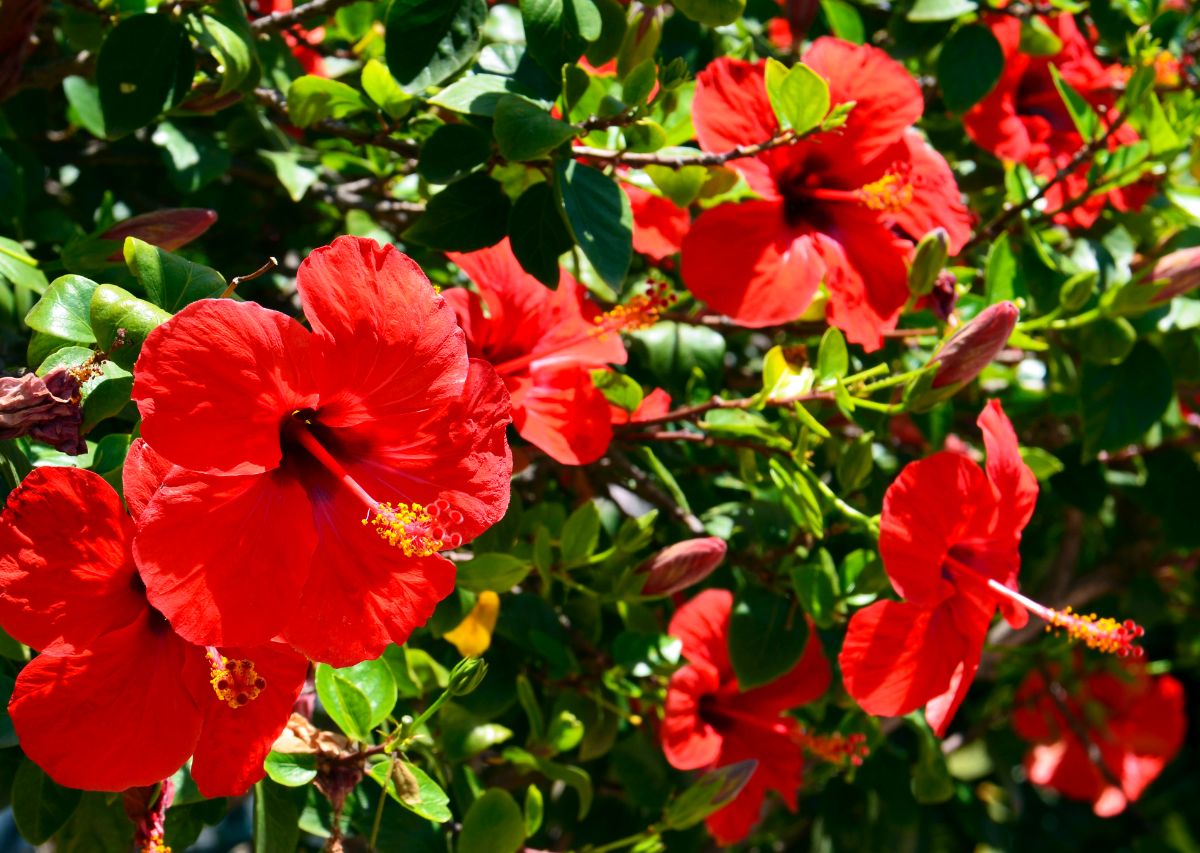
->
[624,185,689,262]
[841,401,1143,735]
[254,0,327,76]
[0,463,307,796]
[131,236,512,665]
[680,39,972,350]
[1013,662,1185,816]
[963,14,1153,229]
[609,386,671,425]
[661,589,831,844]
[445,239,664,465]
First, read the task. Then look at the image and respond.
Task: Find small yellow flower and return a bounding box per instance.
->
[444,591,500,657]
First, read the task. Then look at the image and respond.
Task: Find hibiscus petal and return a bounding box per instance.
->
[879,451,988,605]
[661,664,724,770]
[122,438,174,523]
[692,58,780,197]
[133,299,318,476]
[680,200,824,327]
[191,641,309,797]
[298,235,470,430]
[512,365,614,465]
[838,599,966,719]
[668,588,734,680]
[10,613,203,792]
[705,722,804,845]
[0,467,144,654]
[134,467,317,648]
[802,38,923,162]
[923,584,994,735]
[626,185,690,261]
[977,399,1039,536]
[890,131,973,253]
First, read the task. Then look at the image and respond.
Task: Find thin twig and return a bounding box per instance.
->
[572,129,800,169]
[620,391,834,430]
[254,88,421,158]
[249,0,359,33]
[604,450,705,534]
[221,257,278,298]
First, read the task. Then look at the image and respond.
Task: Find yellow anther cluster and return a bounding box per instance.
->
[209,657,266,709]
[366,501,444,557]
[592,283,675,337]
[1044,607,1142,657]
[858,172,914,213]
[141,835,171,853]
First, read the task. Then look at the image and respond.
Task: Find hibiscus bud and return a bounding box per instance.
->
[101,208,218,255]
[662,759,758,830]
[906,302,1018,412]
[448,656,488,696]
[637,537,727,596]
[908,228,949,297]
[927,271,958,322]
[1146,245,1200,303]
[0,368,85,454]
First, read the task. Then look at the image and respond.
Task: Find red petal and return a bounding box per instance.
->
[134,467,317,648]
[692,58,780,198]
[0,468,144,653]
[122,438,174,523]
[977,399,1039,536]
[661,663,724,770]
[298,236,470,430]
[705,721,804,845]
[880,451,989,605]
[512,365,614,465]
[739,618,831,713]
[10,612,203,791]
[626,185,690,261]
[889,132,972,253]
[963,16,1034,162]
[802,38,923,162]
[134,299,318,476]
[839,599,966,718]
[680,200,824,327]
[923,584,993,735]
[192,641,309,797]
[668,588,734,681]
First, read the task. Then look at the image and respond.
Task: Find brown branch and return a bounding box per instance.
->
[572,129,801,170]
[617,429,793,458]
[619,391,834,430]
[253,87,421,159]
[249,0,359,33]
[602,450,705,534]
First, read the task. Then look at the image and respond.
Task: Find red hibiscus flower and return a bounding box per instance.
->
[624,185,690,263]
[0,460,307,795]
[444,238,665,465]
[609,386,671,425]
[131,236,512,666]
[661,589,833,844]
[1013,661,1185,816]
[679,39,972,351]
[963,14,1153,229]
[839,400,1143,735]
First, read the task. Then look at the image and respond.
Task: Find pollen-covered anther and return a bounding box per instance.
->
[208,656,267,709]
[592,281,676,337]
[795,728,870,767]
[857,168,914,213]
[365,498,463,557]
[1044,607,1146,658]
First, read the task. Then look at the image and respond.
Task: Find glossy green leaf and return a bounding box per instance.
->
[508,182,574,286]
[11,759,82,844]
[403,173,510,251]
[417,123,491,185]
[457,553,534,592]
[555,160,632,287]
[459,789,526,853]
[493,95,578,161]
[384,0,487,93]
[1080,342,1173,457]
[938,24,1004,112]
[263,752,318,787]
[96,14,194,137]
[89,283,173,370]
[24,275,98,343]
[764,59,830,134]
[728,585,811,690]
[286,75,370,128]
[671,0,745,26]
[124,237,226,312]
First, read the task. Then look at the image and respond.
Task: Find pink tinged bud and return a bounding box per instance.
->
[637,537,727,596]
[100,209,218,259]
[0,369,84,454]
[929,301,1019,389]
[1148,246,1200,303]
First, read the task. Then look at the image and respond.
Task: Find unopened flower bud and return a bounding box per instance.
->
[929,301,1019,389]
[102,208,217,258]
[0,368,84,454]
[1147,245,1200,303]
[448,656,488,696]
[637,537,727,596]
[908,228,949,297]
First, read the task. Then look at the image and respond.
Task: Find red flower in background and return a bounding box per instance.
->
[680,39,972,351]
[132,236,512,665]
[661,589,833,844]
[445,239,666,465]
[254,0,327,76]
[609,386,671,425]
[1013,662,1185,815]
[964,14,1153,229]
[840,401,1143,735]
[624,185,690,263]
[0,462,307,795]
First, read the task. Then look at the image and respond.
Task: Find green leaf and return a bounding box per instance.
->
[671,0,745,26]
[81,360,135,432]
[791,550,838,629]
[459,789,526,853]
[1018,16,1063,55]
[440,703,514,761]
[631,322,726,384]
[521,0,597,73]
[1077,316,1137,365]
[502,746,593,818]
[11,759,82,845]
[821,0,864,43]
[418,123,491,185]
[816,327,848,383]
[907,0,976,21]
[494,95,578,161]
[561,501,601,564]
[123,237,226,312]
[727,585,811,690]
[584,0,627,66]
[524,785,544,836]
[24,275,98,343]
[89,283,173,370]
[1080,342,1173,457]
[457,553,533,592]
[155,122,232,193]
[96,14,193,137]
[55,792,134,853]
[0,237,49,298]
[555,160,632,287]
[911,718,955,803]
[286,75,370,128]
[1049,64,1100,141]
[63,75,106,137]
[622,58,658,106]
[368,759,452,822]
[662,761,756,830]
[263,751,318,787]
[193,13,256,97]
[764,59,830,134]
[984,231,1018,303]
[313,663,376,742]
[429,74,541,116]
[361,58,414,119]
[1020,446,1065,481]
[259,151,319,202]
[253,779,307,853]
[384,0,487,93]
[404,173,510,251]
[938,24,1004,113]
[592,369,644,412]
[508,182,574,286]
[646,164,709,207]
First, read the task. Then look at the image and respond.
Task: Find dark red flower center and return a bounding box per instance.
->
[779,162,914,228]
